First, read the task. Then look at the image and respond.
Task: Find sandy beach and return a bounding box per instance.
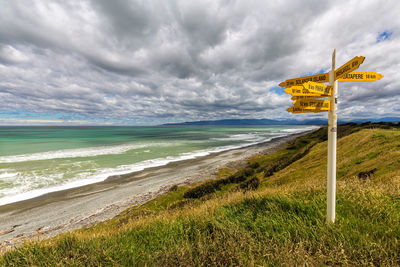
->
[0,131,312,247]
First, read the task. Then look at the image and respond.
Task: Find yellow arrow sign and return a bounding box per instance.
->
[291,96,327,101]
[279,72,329,87]
[303,81,332,95]
[293,99,330,110]
[338,71,383,82]
[335,56,365,80]
[287,106,328,113]
[284,86,328,97]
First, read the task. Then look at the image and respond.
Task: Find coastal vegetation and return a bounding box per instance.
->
[1,122,399,266]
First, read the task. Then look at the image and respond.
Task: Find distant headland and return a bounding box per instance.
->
[162,117,400,126]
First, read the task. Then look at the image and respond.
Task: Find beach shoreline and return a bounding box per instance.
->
[0,129,316,249]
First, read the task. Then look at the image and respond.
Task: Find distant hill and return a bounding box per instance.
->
[342,117,400,123]
[162,117,400,126]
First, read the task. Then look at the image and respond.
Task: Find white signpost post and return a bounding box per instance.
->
[327,50,338,223]
[279,50,382,223]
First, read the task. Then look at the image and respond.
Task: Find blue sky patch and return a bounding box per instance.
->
[269,86,285,95]
[377,31,392,42]
[300,68,329,77]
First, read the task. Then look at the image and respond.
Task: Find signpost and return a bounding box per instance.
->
[303,81,332,95]
[279,50,382,223]
[338,72,383,82]
[287,107,318,113]
[291,96,324,101]
[284,86,328,97]
[327,50,338,224]
[335,56,365,80]
[293,99,330,110]
[279,73,329,88]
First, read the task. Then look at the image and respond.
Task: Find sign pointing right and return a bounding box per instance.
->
[335,56,365,80]
[338,72,383,82]
[303,81,332,95]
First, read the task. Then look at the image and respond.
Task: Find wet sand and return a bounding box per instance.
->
[0,131,313,248]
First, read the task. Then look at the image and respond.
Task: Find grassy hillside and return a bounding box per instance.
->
[1,124,399,266]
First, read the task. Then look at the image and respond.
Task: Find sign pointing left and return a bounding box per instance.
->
[293,99,330,110]
[284,86,328,97]
[287,107,321,113]
[279,73,329,88]
[291,96,323,101]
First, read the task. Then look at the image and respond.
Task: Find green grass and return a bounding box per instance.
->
[1,123,400,266]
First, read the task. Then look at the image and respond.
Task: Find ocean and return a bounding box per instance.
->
[0,125,318,205]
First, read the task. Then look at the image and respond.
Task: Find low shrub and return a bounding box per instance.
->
[238,177,260,191]
[169,185,178,192]
[183,180,222,199]
[263,143,316,178]
[226,168,253,184]
[184,168,256,199]
[249,162,260,169]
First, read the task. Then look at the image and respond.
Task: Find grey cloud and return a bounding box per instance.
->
[91,0,158,40]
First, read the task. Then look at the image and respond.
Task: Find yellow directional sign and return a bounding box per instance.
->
[284,86,303,94]
[287,106,328,113]
[335,56,365,80]
[338,72,383,82]
[293,99,330,110]
[284,86,328,97]
[291,96,327,101]
[279,72,329,87]
[303,81,332,95]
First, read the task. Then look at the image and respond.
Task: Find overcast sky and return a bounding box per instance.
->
[0,0,399,125]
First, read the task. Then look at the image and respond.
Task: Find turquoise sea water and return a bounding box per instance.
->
[0,125,317,205]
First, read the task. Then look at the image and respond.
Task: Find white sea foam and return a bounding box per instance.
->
[0,171,19,180]
[0,176,106,206]
[0,142,170,163]
[279,125,320,133]
[212,133,264,142]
